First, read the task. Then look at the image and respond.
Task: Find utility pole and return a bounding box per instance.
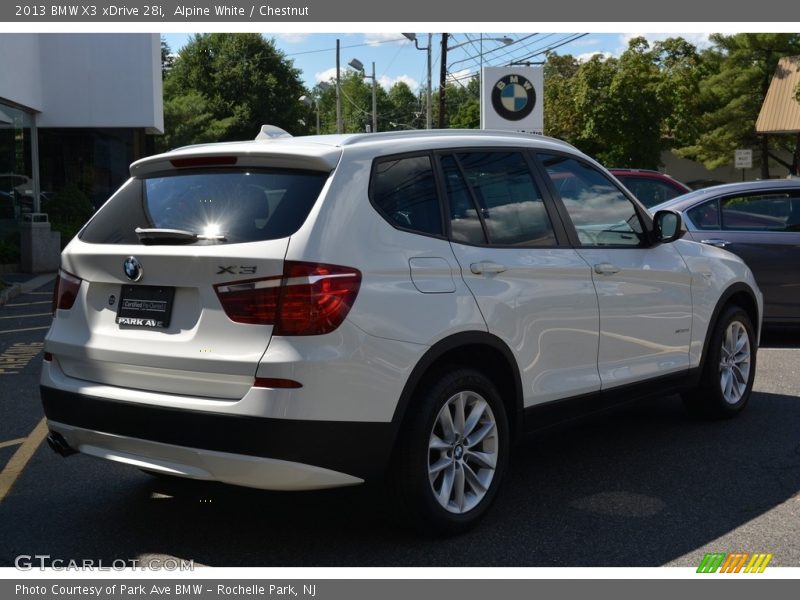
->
[336,39,342,134]
[438,33,448,129]
[371,61,377,133]
[426,33,432,129]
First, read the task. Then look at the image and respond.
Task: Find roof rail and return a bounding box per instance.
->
[335,129,576,150]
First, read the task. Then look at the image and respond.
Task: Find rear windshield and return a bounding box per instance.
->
[79,168,329,245]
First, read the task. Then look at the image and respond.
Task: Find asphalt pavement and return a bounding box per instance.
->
[0,280,798,568]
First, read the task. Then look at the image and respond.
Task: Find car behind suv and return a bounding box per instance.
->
[42,129,762,533]
[609,168,691,208]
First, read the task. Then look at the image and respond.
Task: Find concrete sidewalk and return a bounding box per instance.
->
[0,272,57,307]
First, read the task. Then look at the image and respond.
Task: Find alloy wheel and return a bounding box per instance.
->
[427,390,499,514]
[719,320,751,405]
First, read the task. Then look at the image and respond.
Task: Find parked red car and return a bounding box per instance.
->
[610,169,691,208]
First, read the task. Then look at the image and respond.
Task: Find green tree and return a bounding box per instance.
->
[651,38,705,148]
[160,36,174,75]
[316,71,378,133]
[675,33,800,177]
[432,77,480,129]
[384,81,422,130]
[543,53,581,141]
[604,37,667,167]
[160,33,308,150]
[544,37,705,169]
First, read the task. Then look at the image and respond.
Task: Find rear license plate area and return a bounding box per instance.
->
[116,285,175,329]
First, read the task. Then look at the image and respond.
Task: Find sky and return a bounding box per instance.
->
[161,31,715,93]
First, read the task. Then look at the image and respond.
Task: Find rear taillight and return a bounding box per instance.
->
[52,270,82,312]
[214,261,361,336]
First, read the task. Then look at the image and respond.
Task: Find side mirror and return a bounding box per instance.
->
[652,209,685,243]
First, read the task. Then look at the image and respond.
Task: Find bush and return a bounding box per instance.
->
[0,233,20,265]
[47,183,94,248]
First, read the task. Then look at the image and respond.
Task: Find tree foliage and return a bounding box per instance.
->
[385,81,423,130]
[157,33,800,176]
[160,33,307,150]
[160,36,174,75]
[544,37,704,169]
[674,33,800,176]
[444,77,481,129]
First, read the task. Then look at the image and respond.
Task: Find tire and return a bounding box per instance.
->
[391,367,509,535]
[682,305,757,419]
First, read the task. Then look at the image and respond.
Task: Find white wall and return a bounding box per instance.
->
[0,35,43,111]
[0,33,163,133]
[662,148,795,185]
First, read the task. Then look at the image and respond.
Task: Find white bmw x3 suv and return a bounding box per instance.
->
[42,128,762,533]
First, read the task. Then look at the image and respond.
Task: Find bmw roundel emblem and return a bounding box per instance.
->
[491,74,537,122]
[123,256,143,282]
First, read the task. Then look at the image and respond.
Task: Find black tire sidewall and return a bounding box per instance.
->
[395,368,510,534]
[700,306,757,417]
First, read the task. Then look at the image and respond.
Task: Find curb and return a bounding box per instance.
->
[0,273,56,308]
[0,282,23,307]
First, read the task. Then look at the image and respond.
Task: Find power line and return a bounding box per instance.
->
[284,36,409,57]
[444,33,590,83]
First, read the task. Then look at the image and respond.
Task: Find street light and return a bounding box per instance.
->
[298,95,320,135]
[348,57,378,133]
[402,33,432,130]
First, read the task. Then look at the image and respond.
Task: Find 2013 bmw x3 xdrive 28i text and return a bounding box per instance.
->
[42,128,762,533]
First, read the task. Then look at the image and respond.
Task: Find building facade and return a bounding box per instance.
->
[0,33,163,268]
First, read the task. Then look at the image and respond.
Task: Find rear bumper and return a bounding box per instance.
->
[41,386,395,487]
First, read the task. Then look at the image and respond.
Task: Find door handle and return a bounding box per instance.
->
[593,262,620,275]
[700,239,730,248]
[470,261,507,275]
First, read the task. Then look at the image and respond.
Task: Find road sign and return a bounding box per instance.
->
[735,149,753,169]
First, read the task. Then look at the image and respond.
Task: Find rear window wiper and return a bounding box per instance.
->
[134,227,227,245]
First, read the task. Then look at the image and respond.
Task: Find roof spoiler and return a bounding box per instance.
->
[255,125,293,140]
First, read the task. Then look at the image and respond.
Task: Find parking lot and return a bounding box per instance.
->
[0,277,798,568]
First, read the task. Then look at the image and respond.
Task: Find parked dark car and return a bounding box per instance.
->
[652,179,800,325]
[609,168,691,208]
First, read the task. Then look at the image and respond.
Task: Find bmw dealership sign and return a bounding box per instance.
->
[481,66,543,134]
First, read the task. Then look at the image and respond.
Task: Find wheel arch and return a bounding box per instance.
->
[389,331,524,442]
[698,282,760,374]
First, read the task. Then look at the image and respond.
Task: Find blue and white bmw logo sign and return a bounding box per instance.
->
[123,256,143,282]
[491,74,537,121]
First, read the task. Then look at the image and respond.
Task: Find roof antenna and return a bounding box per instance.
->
[255,125,292,140]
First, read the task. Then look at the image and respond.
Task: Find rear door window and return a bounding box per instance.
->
[721,192,800,231]
[80,169,329,245]
[443,151,556,247]
[687,200,721,230]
